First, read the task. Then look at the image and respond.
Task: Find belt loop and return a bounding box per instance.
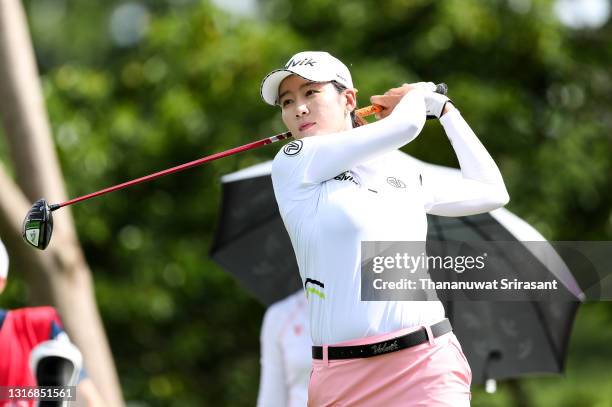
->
[323,345,329,366]
[424,324,435,346]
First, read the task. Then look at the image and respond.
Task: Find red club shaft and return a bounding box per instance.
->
[54,132,293,210]
[51,103,386,211]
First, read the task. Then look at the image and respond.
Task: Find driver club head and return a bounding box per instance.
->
[22,199,54,250]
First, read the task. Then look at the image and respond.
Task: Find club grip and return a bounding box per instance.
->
[435,83,448,96]
[356,82,447,118]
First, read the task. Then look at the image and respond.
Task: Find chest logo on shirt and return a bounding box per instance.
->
[283,140,303,156]
[304,278,326,300]
[334,171,360,185]
[386,176,406,188]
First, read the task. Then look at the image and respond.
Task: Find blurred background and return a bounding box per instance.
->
[1,0,611,405]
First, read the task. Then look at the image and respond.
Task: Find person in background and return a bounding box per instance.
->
[257,290,310,407]
[0,238,105,407]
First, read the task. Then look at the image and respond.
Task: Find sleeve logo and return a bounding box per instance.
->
[386,176,406,188]
[283,140,303,156]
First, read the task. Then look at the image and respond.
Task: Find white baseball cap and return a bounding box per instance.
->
[0,239,8,280]
[260,51,354,106]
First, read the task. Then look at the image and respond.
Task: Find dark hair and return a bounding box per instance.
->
[331,81,367,128]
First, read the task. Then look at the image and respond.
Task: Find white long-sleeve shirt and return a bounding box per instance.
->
[272,91,509,345]
[257,291,311,407]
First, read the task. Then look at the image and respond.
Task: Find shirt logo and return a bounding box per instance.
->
[334,171,359,185]
[386,176,406,188]
[283,140,303,156]
[304,278,325,300]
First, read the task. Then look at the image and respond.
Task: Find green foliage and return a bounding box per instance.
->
[1,0,611,405]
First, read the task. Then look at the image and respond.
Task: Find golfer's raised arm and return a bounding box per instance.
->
[423,108,510,216]
[280,90,426,186]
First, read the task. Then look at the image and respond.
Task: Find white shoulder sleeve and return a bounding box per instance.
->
[272,90,426,190]
[256,305,288,407]
[423,109,510,216]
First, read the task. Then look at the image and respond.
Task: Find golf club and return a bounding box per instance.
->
[22,83,448,250]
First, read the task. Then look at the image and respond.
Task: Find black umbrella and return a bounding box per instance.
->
[210,160,301,306]
[210,155,583,385]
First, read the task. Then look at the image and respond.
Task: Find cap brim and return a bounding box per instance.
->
[260,69,296,106]
[260,69,329,106]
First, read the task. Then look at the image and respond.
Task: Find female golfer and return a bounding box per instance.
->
[261,51,509,406]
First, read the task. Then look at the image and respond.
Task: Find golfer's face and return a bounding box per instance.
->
[0,278,6,294]
[279,75,349,138]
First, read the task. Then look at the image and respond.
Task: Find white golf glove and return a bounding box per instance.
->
[413,82,453,119]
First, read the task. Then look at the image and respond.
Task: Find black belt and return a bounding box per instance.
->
[312,319,452,360]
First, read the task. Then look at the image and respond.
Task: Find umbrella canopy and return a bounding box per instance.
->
[211,160,301,306]
[210,154,583,384]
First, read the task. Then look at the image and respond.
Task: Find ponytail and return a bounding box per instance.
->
[331,81,366,128]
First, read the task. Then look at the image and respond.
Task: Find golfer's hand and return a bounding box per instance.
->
[371,82,454,120]
[417,82,453,119]
[370,84,420,120]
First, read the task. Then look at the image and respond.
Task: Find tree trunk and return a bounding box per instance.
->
[0,1,123,405]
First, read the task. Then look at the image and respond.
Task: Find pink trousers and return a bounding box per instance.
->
[308,324,472,407]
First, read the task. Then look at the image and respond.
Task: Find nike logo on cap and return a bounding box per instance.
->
[285,58,317,68]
